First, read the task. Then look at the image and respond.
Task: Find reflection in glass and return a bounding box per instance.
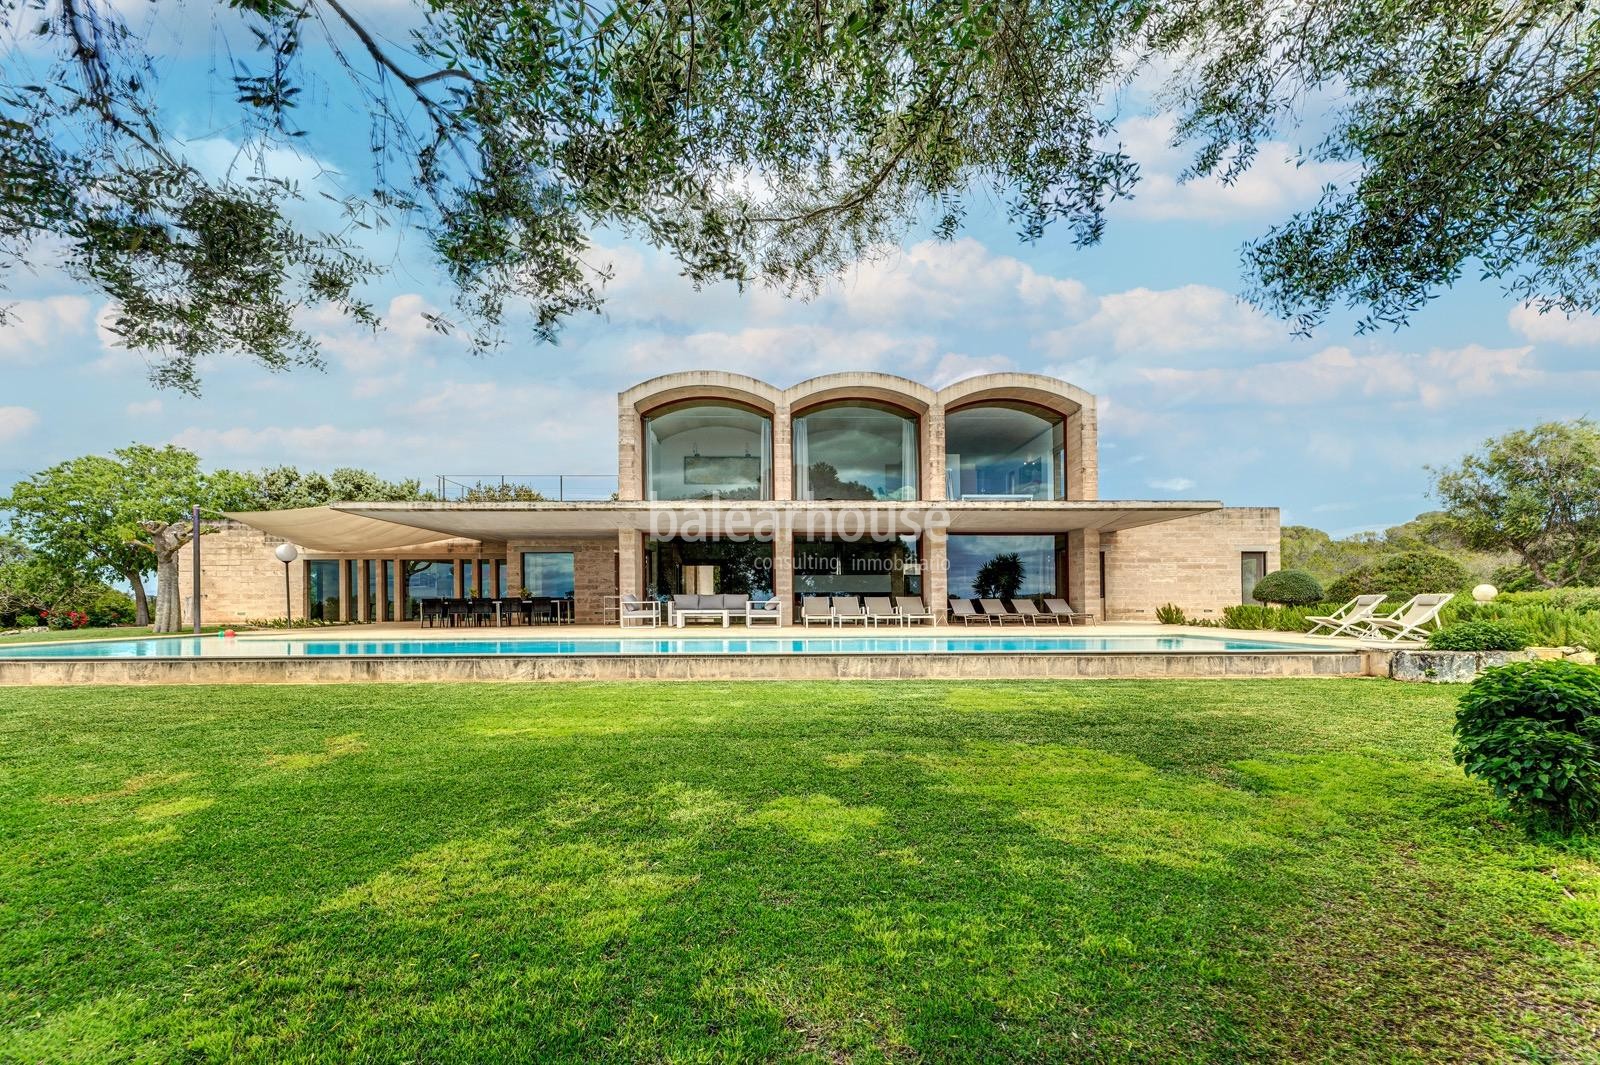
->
[646,538,774,597]
[403,560,456,619]
[791,536,921,602]
[944,403,1065,500]
[644,402,772,500]
[793,401,919,500]
[947,535,1063,600]
[521,552,576,597]
[307,559,340,621]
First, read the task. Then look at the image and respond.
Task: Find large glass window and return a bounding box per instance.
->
[521,552,576,597]
[793,401,919,500]
[792,536,921,603]
[364,561,378,622]
[947,535,1065,601]
[307,559,340,621]
[403,560,456,619]
[945,403,1065,500]
[382,560,396,621]
[646,538,773,598]
[644,401,772,500]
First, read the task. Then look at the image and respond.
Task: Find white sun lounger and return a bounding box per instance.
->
[894,596,935,625]
[831,596,868,625]
[863,596,902,626]
[949,598,991,624]
[1305,594,1386,637]
[1355,593,1455,643]
[800,597,833,627]
[978,598,1026,624]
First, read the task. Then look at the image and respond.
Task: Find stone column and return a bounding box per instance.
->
[1068,401,1098,501]
[923,399,946,501]
[1068,528,1101,620]
[617,529,644,600]
[504,548,523,597]
[772,519,793,623]
[374,560,387,623]
[922,526,948,622]
[337,559,351,623]
[452,560,464,597]
[771,399,792,500]
[618,399,643,501]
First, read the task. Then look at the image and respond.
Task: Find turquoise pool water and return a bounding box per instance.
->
[0,634,1346,659]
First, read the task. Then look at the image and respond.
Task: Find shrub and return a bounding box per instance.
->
[1454,660,1600,830]
[15,613,38,628]
[1155,603,1186,625]
[1250,569,1324,606]
[78,585,136,627]
[1444,600,1600,650]
[1428,621,1531,652]
[1222,604,1330,631]
[1327,551,1470,602]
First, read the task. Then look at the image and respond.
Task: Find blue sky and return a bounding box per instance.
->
[1,6,1596,533]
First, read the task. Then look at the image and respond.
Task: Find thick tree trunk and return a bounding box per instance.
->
[127,574,151,627]
[141,521,191,633]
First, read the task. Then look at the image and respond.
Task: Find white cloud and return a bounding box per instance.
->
[1138,343,1538,409]
[168,424,394,460]
[304,293,460,375]
[1046,284,1285,358]
[623,324,943,384]
[0,406,40,443]
[126,399,164,418]
[827,239,1089,326]
[0,295,93,362]
[1114,113,1347,223]
[1507,302,1600,346]
[1147,476,1195,492]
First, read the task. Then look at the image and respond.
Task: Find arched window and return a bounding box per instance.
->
[792,401,919,501]
[642,401,772,500]
[944,402,1066,500]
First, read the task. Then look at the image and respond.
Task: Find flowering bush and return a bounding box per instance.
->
[42,608,89,630]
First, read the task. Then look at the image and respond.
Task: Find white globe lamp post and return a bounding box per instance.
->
[275,543,300,625]
[1472,583,1498,603]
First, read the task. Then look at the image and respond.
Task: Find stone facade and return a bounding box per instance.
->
[1100,508,1280,621]
[503,537,617,624]
[178,520,308,625]
[199,371,1281,625]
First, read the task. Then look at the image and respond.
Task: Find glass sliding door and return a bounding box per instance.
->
[645,538,773,598]
[402,560,456,620]
[791,536,921,605]
[307,559,340,621]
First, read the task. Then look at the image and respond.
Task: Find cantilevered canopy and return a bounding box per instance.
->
[224,507,466,553]
[328,500,1222,541]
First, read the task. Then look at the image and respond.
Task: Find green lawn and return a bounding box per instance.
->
[2,680,1597,1062]
[0,626,228,645]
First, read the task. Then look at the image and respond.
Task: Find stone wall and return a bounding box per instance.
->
[504,537,617,624]
[1100,507,1280,621]
[178,520,308,624]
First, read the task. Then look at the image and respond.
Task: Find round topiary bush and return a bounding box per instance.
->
[1454,660,1600,830]
[1250,569,1324,606]
[1326,551,1470,602]
[1428,620,1531,652]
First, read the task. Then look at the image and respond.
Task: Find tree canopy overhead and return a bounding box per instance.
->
[4,0,1599,391]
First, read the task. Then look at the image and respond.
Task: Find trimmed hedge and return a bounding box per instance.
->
[1327,551,1469,602]
[1251,569,1324,606]
[1454,660,1600,830]
[1428,620,1530,652]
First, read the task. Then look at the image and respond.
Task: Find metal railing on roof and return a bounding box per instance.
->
[435,474,619,502]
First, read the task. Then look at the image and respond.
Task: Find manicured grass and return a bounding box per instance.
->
[0,626,228,645]
[2,680,1597,1061]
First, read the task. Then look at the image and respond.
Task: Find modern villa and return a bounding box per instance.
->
[186,371,1280,626]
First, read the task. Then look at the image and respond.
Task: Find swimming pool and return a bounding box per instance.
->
[0,633,1345,659]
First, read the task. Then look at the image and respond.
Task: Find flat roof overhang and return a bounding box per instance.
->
[324,499,1223,542]
[223,506,475,553]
